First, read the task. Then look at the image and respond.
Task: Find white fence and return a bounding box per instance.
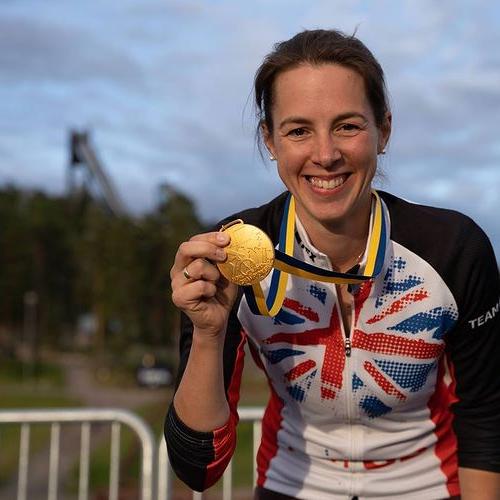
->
[0,406,264,500]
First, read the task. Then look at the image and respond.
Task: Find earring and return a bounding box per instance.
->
[269,154,276,161]
[379,149,386,155]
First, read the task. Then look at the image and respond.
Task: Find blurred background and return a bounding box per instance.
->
[1,1,499,498]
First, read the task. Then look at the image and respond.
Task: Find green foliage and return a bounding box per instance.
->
[0,189,77,340]
[0,184,204,352]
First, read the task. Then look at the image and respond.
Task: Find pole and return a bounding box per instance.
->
[23,291,38,380]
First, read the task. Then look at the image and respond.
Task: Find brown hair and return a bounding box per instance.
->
[254,29,390,136]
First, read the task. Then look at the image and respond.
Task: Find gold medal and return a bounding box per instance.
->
[217,220,275,286]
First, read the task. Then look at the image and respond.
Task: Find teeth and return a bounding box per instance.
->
[308,175,346,190]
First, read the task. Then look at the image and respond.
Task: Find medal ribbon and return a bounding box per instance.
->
[244,190,387,317]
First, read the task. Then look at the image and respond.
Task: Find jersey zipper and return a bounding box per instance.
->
[345,335,352,357]
[335,285,356,497]
[346,288,358,498]
[347,286,364,498]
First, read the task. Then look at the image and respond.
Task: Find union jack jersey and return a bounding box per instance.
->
[166,191,500,499]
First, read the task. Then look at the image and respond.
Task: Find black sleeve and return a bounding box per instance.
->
[445,221,500,472]
[164,302,246,491]
[164,404,222,491]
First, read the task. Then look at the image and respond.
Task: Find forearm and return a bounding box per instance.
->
[459,467,500,499]
[173,328,230,431]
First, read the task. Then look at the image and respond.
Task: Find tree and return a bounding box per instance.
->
[0,184,204,353]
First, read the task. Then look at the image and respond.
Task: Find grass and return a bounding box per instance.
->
[0,358,65,387]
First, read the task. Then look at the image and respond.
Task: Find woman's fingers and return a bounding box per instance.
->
[170,231,237,326]
[173,257,221,286]
[171,232,229,278]
[171,279,218,310]
[189,231,229,244]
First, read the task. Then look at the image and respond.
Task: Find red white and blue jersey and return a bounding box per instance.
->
[165,191,500,499]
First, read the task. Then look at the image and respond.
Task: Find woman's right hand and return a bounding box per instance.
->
[170,231,238,338]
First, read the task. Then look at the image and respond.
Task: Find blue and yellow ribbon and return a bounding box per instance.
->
[244,190,387,317]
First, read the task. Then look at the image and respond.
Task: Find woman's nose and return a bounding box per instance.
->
[311,133,341,167]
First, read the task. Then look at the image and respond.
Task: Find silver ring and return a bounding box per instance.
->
[183,266,192,280]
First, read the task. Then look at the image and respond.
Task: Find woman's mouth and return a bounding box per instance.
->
[305,174,348,190]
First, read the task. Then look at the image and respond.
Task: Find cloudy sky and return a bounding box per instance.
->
[1,0,499,255]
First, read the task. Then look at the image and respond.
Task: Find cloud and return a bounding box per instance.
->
[1,0,499,254]
[0,17,144,89]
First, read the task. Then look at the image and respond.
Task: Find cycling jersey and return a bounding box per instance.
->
[165,191,500,499]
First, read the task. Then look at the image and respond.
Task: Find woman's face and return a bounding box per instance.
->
[264,63,390,231]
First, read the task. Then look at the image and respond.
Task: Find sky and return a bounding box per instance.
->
[1,0,499,255]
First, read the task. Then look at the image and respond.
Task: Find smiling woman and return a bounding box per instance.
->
[164,29,500,500]
[262,64,389,267]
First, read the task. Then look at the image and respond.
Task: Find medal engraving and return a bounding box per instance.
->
[217,220,274,285]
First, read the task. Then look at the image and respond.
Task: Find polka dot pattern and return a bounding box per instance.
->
[364,361,406,400]
[352,373,364,391]
[262,348,305,365]
[309,284,327,304]
[287,370,317,403]
[374,359,435,392]
[368,288,429,324]
[375,257,424,309]
[360,395,392,418]
[389,306,458,338]
[285,360,316,382]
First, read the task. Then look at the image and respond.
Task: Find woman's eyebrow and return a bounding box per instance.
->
[278,116,312,129]
[334,112,367,122]
[279,112,367,129]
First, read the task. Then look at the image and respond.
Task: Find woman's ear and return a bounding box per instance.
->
[261,121,276,160]
[378,111,392,154]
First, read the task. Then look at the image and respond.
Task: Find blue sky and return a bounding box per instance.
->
[1,0,499,255]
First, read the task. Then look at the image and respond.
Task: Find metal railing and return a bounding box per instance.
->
[0,406,264,500]
[158,406,264,500]
[0,408,156,500]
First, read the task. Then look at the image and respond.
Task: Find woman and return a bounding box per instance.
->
[165,29,500,499]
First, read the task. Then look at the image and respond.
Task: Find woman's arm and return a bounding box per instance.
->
[168,230,238,430]
[165,231,243,491]
[165,312,246,491]
[165,314,246,491]
[445,220,500,494]
[173,326,229,431]
[459,468,500,500]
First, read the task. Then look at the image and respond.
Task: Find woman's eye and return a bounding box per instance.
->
[337,123,362,135]
[288,128,307,137]
[340,124,359,131]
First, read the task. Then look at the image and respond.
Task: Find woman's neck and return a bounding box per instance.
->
[297,198,372,273]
